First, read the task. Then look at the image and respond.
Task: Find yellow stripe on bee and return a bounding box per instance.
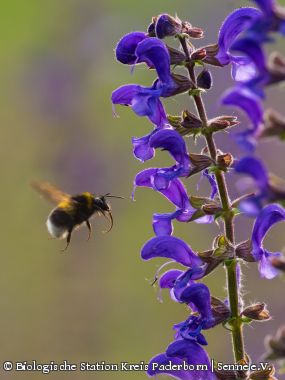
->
[57,199,74,211]
[82,192,94,209]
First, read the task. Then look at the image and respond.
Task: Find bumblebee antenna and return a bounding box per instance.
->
[104,194,125,200]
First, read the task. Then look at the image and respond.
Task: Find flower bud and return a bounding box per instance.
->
[270,255,285,271]
[202,203,223,215]
[241,303,270,321]
[210,296,231,327]
[236,240,256,263]
[181,110,202,129]
[260,109,285,140]
[188,153,214,176]
[191,48,207,61]
[182,22,204,38]
[169,73,193,96]
[217,153,234,170]
[202,44,223,67]
[213,235,235,260]
[155,14,182,39]
[250,366,276,380]
[208,115,239,133]
[167,46,186,65]
[267,52,285,86]
[197,250,223,276]
[197,69,212,90]
[147,17,157,36]
[264,326,285,360]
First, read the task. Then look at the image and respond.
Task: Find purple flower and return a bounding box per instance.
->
[112,37,191,127]
[112,83,167,127]
[147,339,216,379]
[230,38,267,86]
[141,235,203,268]
[166,340,215,379]
[115,31,147,64]
[173,283,215,345]
[216,7,261,67]
[135,167,215,235]
[155,14,182,39]
[235,156,285,215]
[252,204,285,279]
[221,86,263,151]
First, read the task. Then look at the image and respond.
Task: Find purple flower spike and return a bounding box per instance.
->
[115,32,147,65]
[141,235,203,268]
[147,353,195,379]
[221,86,263,131]
[217,7,261,65]
[252,204,285,279]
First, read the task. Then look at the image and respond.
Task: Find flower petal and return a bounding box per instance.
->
[112,84,167,127]
[234,156,269,191]
[259,253,280,279]
[252,204,285,260]
[153,211,181,236]
[141,236,203,267]
[159,269,184,289]
[147,353,195,379]
[166,340,214,379]
[149,129,190,166]
[221,86,263,130]
[180,283,213,321]
[115,32,147,64]
[217,7,261,65]
[231,38,267,80]
[135,37,171,84]
[135,169,190,208]
[254,0,275,15]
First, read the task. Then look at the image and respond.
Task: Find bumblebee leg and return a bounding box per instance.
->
[61,229,73,252]
[86,220,92,241]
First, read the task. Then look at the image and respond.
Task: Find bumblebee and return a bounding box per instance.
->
[32,181,122,250]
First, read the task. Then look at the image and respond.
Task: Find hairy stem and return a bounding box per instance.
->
[179,36,245,362]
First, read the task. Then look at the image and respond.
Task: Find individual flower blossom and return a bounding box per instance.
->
[234,156,285,215]
[112,37,191,128]
[216,7,261,74]
[147,345,216,380]
[251,203,285,279]
[174,284,215,342]
[135,165,217,235]
[221,86,263,151]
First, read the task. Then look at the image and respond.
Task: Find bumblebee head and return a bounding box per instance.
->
[93,195,111,212]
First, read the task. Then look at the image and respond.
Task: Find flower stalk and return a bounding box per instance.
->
[179,35,245,362]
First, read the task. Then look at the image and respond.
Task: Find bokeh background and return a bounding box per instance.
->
[1,0,285,379]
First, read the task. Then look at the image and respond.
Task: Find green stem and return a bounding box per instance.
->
[179,36,245,362]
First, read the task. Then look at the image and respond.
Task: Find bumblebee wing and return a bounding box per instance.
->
[31,181,71,204]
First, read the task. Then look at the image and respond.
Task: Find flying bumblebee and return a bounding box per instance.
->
[32,181,123,251]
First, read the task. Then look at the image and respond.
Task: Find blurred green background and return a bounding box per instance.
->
[1,0,285,379]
